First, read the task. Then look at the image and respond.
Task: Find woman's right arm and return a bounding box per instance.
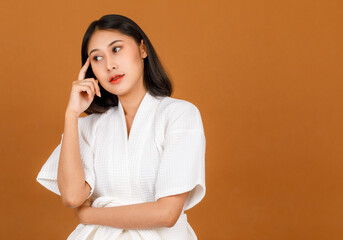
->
[57,57,100,208]
[58,111,92,208]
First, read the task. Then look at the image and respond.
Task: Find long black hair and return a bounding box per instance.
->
[81,14,173,114]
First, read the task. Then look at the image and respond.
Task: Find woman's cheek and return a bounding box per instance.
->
[92,67,102,80]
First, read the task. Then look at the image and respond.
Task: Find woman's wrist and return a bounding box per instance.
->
[65,110,80,119]
[79,206,93,225]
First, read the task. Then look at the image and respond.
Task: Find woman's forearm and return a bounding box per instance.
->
[82,201,170,229]
[58,111,90,207]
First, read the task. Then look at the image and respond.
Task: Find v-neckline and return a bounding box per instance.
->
[118,91,149,142]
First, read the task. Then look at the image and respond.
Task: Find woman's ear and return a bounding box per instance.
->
[140,39,147,58]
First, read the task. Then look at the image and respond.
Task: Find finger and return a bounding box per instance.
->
[76,84,93,97]
[84,78,100,97]
[89,78,100,97]
[76,79,97,99]
[80,86,91,97]
[85,79,96,96]
[78,79,94,94]
[95,80,101,96]
[78,57,91,81]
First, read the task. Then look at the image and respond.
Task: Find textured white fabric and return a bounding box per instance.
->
[36,91,206,240]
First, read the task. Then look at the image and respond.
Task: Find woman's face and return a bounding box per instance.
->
[87,29,147,97]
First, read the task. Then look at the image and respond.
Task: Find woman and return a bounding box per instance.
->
[36,14,206,240]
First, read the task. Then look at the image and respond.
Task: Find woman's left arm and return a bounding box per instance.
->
[75,191,189,229]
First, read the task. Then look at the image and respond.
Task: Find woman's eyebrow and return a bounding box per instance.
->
[89,40,123,55]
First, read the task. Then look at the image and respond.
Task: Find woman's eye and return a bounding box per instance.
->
[113,47,121,53]
[92,47,120,61]
[93,56,102,61]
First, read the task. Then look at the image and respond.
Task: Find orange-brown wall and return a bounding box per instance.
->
[1,0,342,239]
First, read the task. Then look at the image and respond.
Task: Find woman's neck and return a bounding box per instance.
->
[118,88,147,119]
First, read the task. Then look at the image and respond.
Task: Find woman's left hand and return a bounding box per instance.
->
[74,199,92,224]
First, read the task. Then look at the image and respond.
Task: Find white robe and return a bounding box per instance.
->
[36,91,206,240]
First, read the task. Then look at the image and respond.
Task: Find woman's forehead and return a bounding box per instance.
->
[94,29,125,37]
[88,30,133,53]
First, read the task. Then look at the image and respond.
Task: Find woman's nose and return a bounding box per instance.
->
[107,64,116,71]
[107,57,116,71]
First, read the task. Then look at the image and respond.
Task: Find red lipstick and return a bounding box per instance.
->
[109,74,125,84]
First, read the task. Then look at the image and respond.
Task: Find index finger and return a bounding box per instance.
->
[78,57,91,80]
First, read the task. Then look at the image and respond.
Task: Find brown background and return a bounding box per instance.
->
[0,0,342,239]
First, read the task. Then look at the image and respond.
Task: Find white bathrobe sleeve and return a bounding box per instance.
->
[36,115,96,199]
[154,102,206,211]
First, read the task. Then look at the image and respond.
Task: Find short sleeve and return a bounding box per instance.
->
[36,116,97,199]
[154,102,206,211]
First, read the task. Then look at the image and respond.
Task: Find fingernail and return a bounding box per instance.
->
[98,91,101,97]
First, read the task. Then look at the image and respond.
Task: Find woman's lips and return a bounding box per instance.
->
[110,74,125,84]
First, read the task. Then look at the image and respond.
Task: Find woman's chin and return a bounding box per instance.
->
[106,87,128,97]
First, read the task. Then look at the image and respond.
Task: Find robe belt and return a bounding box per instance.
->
[67,196,187,240]
[92,196,185,214]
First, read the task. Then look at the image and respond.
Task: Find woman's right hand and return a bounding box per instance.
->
[66,57,101,117]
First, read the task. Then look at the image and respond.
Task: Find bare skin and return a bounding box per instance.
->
[57,56,101,208]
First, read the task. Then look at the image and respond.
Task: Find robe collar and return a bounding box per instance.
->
[117,91,161,142]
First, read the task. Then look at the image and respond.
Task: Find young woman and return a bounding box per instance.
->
[36,14,206,240]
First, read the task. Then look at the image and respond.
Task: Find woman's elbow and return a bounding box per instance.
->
[159,192,190,228]
[60,184,90,208]
[164,208,181,228]
[165,218,176,228]
[61,195,82,208]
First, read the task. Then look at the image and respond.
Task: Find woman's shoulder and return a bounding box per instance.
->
[157,95,201,116]
[77,110,109,137]
[79,111,104,126]
[156,96,204,131]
